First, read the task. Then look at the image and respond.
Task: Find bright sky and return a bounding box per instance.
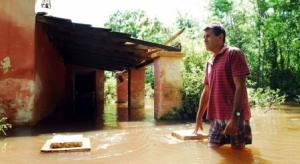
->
[35,0,209,27]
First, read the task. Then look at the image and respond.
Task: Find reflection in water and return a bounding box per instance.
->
[1,142,7,153]
[213,145,270,164]
[0,104,300,163]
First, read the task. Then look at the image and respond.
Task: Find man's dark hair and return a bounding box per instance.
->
[204,23,226,43]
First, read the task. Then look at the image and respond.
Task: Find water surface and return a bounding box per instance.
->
[1,104,300,164]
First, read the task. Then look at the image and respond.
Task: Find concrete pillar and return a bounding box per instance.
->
[153,51,183,119]
[116,72,128,121]
[95,70,104,114]
[129,67,145,120]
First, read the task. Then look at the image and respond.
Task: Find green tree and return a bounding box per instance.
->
[209,0,259,88]
[209,0,300,99]
[105,10,171,43]
[105,10,173,92]
[164,14,210,119]
[255,0,300,97]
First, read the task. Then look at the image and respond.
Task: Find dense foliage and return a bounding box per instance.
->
[209,0,300,98]
[104,72,116,103]
[104,0,299,119]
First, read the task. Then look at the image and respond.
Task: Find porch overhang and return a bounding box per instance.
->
[36,12,181,71]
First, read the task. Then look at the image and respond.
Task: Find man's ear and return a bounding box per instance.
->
[219,34,224,42]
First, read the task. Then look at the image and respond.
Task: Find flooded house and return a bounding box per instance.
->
[0,0,183,126]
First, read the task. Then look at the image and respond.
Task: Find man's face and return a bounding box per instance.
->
[203,29,223,52]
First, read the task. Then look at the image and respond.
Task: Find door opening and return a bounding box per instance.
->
[74,71,96,118]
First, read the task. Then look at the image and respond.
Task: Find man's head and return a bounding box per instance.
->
[203,23,226,53]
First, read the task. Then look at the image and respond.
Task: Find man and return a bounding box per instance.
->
[194,23,252,149]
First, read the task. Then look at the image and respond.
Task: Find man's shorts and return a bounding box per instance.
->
[208,119,252,146]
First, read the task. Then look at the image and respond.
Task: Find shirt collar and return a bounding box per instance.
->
[208,46,228,65]
[213,45,228,57]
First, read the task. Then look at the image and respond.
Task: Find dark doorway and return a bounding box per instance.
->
[74,71,96,118]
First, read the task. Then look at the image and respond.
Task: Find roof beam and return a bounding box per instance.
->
[62,50,140,66]
[58,45,143,62]
[63,54,127,71]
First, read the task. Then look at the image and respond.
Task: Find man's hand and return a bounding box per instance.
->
[194,118,203,135]
[224,118,240,135]
[194,85,209,135]
[224,75,246,135]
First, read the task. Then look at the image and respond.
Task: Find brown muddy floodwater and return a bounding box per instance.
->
[1,103,300,164]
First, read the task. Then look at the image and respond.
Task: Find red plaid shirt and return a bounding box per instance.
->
[204,47,251,120]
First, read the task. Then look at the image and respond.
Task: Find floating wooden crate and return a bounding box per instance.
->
[171,129,208,140]
[41,135,91,153]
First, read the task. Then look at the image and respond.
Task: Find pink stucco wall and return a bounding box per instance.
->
[154,51,183,119]
[33,21,66,124]
[116,67,146,121]
[0,0,36,125]
[130,67,145,120]
[117,72,129,121]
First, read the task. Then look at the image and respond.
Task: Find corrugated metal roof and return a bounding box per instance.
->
[36,12,181,71]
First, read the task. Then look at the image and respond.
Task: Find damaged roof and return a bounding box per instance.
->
[36,13,181,71]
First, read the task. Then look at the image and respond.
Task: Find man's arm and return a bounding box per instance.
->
[232,75,247,117]
[194,84,209,134]
[224,75,247,135]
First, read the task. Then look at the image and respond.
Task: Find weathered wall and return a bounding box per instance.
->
[33,21,66,125]
[130,67,145,120]
[116,72,128,121]
[0,0,36,124]
[116,67,146,121]
[154,51,183,119]
[0,1,106,125]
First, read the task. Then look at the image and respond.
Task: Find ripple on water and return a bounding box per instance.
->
[1,106,300,163]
